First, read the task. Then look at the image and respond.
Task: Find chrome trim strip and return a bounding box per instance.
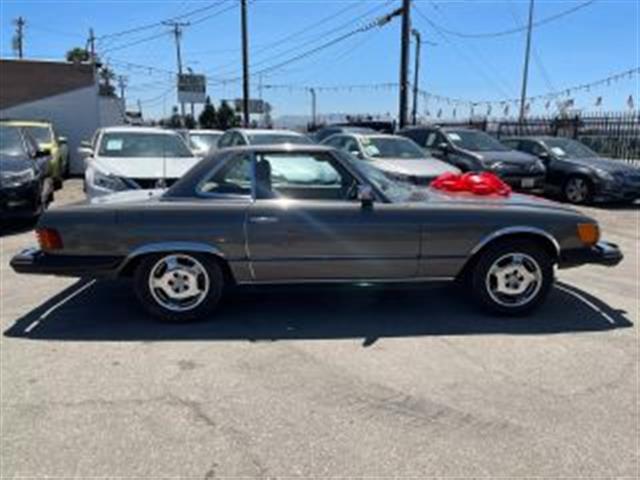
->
[469,226,561,257]
[237,276,455,285]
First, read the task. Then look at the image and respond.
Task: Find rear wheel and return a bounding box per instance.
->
[470,240,554,315]
[134,252,224,322]
[563,176,592,204]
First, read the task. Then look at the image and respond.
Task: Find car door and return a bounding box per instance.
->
[245,150,420,281]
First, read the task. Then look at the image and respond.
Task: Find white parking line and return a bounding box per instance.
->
[23,279,97,333]
[555,283,617,325]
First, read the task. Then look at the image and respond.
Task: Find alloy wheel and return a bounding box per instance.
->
[148,254,211,312]
[485,252,543,308]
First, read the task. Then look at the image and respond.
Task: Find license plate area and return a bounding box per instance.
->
[521,178,535,188]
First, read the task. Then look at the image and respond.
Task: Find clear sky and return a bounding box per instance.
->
[0,0,638,121]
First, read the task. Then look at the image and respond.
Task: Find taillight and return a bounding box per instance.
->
[36,228,63,250]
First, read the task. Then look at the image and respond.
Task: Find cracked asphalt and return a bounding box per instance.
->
[1,180,638,478]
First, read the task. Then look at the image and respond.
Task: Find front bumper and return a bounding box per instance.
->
[0,182,40,218]
[10,248,124,277]
[559,241,624,268]
[594,182,640,203]
[499,173,546,192]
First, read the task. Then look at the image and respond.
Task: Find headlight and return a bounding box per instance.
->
[594,168,615,182]
[89,167,128,191]
[0,168,35,187]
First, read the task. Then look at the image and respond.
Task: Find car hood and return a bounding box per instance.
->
[424,188,580,214]
[1,155,34,173]
[475,150,538,164]
[92,156,202,179]
[370,158,460,177]
[561,156,640,173]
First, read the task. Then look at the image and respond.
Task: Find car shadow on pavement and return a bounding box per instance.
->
[4,278,633,344]
[0,218,37,237]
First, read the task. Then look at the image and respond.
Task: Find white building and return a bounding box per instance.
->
[0,58,126,174]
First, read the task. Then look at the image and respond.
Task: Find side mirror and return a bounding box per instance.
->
[349,150,364,160]
[34,149,50,158]
[77,146,93,158]
[80,140,92,148]
[58,136,67,145]
[537,151,550,162]
[358,185,374,208]
[437,142,450,153]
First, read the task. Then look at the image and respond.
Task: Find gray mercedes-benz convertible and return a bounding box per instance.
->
[11,145,622,321]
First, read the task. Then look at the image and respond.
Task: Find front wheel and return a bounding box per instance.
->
[470,240,554,315]
[134,252,224,322]
[563,176,592,204]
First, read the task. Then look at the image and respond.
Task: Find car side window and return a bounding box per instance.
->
[198,154,252,197]
[324,135,344,149]
[343,138,360,155]
[217,133,232,148]
[255,152,359,201]
[520,140,546,157]
[407,129,428,146]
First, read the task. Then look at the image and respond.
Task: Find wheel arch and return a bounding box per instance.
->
[117,242,235,284]
[457,227,560,280]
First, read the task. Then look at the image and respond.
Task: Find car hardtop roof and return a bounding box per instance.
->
[231,128,305,136]
[100,126,183,135]
[504,135,557,141]
[352,132,406,139]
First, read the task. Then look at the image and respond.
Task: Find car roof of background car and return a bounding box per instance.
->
[234,128,305,136]
[0,119,52,127]
[189,129,223,134]
[355,133,403,140]
[101,126,182,135]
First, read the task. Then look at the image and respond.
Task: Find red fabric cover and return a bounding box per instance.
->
[431,172,512,197]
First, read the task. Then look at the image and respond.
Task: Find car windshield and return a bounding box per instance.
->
[0,126,26,156]
[247,133,312,145]
[360,136,425,159]
[446,130,509,152]
[23,125,52,145]
[189,133,222,151]
[544,138,598,158]
[336,151,428,203]
[98,132,194,158]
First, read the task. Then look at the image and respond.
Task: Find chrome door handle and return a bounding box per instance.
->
[249,216,279,224]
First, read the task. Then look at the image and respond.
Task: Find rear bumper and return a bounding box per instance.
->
[559,241,624,268]
[10,248,124,278]
[500,174,546,192]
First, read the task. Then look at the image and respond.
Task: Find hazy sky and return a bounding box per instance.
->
[1,0,638,120]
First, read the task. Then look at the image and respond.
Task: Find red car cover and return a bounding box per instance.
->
[431,172,512,197]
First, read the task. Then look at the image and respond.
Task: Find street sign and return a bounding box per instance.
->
[233,98,271,114]
[178,74,206,104]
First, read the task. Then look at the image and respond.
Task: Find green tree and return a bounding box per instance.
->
[184,114,196,129]
[168,106,182,128]
[216,100,240,130]
[198,96,217,129]
[65,47,90,63]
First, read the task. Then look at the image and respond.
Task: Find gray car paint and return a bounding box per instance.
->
[35,145,596,283]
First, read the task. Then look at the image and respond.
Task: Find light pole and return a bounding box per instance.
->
[519,0,535,122]
[398,0,411,129]
[241,0,250,127]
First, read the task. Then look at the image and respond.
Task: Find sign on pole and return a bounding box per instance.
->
[178,74,206,104]
[233,98,271,114]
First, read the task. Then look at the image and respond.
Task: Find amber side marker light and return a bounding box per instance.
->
[577,223,599,246]
[36,228,63,250]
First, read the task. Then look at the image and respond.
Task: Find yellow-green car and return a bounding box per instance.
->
[0,120,69,189]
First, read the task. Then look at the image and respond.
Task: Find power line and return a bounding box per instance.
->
[425,0,597,39]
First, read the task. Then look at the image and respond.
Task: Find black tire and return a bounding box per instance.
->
[563,175,593,204]
[134,252,224,322]
[470,239,554,316]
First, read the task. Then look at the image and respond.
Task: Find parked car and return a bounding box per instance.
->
[79,127,201,199]
[312,125,377,143]
[0,125,54,220]
[185,129,223,156]
[322,132,459,185]
[399,126,546,192]
[0,119,69,189]
[217,128,313,148]
[502,136,640,204]
[12,145,622,321]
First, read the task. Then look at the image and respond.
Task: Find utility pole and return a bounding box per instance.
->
[309,88,317,128]
[164,20,190,120]
[13,17,25,59]
[241,0,250,127]
[88,28,96,63]
[411,29,421,125]
[519,0,535,122]
[398,0,411,129]
[117,75,128,106]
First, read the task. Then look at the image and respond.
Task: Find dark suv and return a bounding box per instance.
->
[399,126,546,191]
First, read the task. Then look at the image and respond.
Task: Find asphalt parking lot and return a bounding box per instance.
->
[1,180,638,478]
